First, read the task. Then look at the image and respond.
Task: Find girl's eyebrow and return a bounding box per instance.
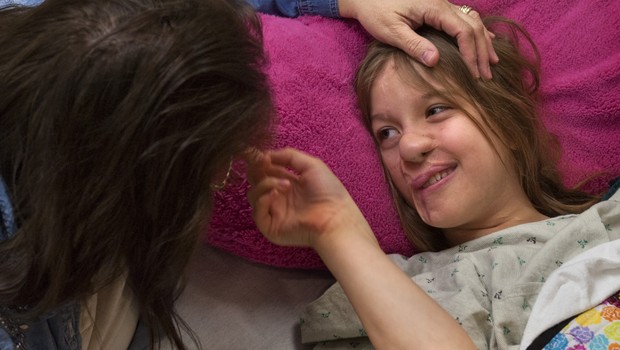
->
[369,89,449,122]
[420,90,447,100]
[370,113,390,122]
[421,92,437,100]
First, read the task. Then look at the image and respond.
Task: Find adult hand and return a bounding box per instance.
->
[246,147,366,248]
[338,0,498,79]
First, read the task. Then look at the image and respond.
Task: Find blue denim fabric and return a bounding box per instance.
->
[1,0,340,17]
[0,0,44,6]
[0,178,16,241]
[247,0,339,18]
[23,304,81,350]
[0,330,15,350]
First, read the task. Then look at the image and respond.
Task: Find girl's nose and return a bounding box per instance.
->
[399,131,434,163]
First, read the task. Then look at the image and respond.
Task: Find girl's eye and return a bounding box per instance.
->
[426,105,451,117]
[376,127,399,141]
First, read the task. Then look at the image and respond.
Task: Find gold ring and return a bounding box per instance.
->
[459,5,473,15]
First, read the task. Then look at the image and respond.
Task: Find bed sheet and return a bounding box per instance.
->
[175,245,335,349]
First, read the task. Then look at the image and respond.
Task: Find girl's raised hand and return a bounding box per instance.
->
[246,147,364,248]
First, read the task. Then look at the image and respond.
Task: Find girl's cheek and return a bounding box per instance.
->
[382,153,401,179]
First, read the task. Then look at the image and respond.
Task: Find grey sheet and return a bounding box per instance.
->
[175,244,335,349]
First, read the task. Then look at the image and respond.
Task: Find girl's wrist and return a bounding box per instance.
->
[309,204,378,254]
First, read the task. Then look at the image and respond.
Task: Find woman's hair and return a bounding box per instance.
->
[355,17,600,252]
[0,0,273,348]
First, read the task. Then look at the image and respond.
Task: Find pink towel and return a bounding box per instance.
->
[203,1,620,269]
[472,0,620,192]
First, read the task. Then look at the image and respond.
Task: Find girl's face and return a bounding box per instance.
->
[369,61,540,244]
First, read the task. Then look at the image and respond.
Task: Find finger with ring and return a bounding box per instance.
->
[459,5,473,14]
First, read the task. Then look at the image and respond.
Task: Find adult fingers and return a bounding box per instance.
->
[387,24,441,67]
[454,6,498,79]
[426,4,495,79]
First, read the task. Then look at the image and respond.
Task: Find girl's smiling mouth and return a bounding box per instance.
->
[411,165,457,191]
[422,168,454,188]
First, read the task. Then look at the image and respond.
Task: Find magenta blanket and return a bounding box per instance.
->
[473,0,620,192]
[203,0,620,269]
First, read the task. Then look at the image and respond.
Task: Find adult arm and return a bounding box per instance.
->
[247,148,476,349]
[249,0,498,79]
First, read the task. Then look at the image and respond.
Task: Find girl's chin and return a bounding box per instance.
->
[415,207,459,229]
[410,196,461,228]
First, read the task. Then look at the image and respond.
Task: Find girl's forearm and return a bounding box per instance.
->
[313,216,476,349]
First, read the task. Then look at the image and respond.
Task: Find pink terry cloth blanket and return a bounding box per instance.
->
[203,0,620,269]
[472,0,620,192]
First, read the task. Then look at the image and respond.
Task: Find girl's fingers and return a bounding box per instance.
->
[266,147,322,175]
[247,176,291,209]
[245,148,300,186]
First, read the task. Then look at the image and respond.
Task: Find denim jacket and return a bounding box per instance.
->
[2,177,153,350]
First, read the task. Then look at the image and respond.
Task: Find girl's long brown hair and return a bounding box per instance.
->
[0,0,273,348]
[355,18,600,252]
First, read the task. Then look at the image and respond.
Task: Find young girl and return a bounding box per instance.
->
[248,18,620,349]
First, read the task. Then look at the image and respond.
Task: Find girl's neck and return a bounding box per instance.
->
[443,205,548,247]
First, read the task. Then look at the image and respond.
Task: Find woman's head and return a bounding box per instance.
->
[0,0,272,347]
[356,18,598,251]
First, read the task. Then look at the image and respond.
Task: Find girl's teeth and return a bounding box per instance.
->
[423,170,450,188]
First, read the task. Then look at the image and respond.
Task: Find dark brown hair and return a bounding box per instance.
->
[355,18,600,252]
[0,0,273,348]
